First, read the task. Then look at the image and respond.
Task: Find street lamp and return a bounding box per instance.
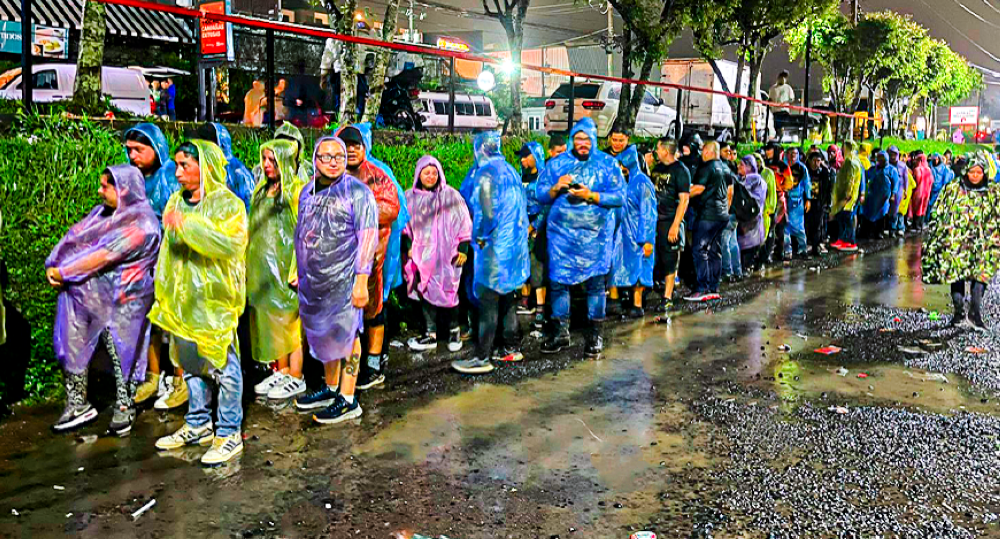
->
[477,70,496,92]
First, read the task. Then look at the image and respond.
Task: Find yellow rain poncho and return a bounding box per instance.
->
[247,139,305,363]
[898,167,917,216]
[831,150,864,216]
[148,140,248,369]
[859,143,873,171]
[753,154,778,237]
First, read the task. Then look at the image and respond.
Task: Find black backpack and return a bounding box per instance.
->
[731,179,760,222]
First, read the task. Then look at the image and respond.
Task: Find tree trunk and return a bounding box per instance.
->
[74,0,107,108]
[741,46,763,142]
[624,53,657,135]
[707,57,742,138]
[506,18,525,135]
[362,0,401,124]
[329,0,358,123]
[615,28,635,134]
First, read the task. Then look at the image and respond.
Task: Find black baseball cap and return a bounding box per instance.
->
[548,134,566,148]
[517,144,534,158]
[338,126,364,147]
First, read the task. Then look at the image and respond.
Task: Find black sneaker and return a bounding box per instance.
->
[109,406,136,436]
[313,394,363,425]
[295,386,338,411]
[451,357,495,374]
[625,306,644,319]
[585,333,604,359]
[407,334,437,351]
[356,369,385,391]
[541,330,571,354]
[533,312,545,329]
[606,301,622,318]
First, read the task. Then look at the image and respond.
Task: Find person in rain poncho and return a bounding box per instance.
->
[764,142,792,265]
[195,123,256,213]
[46,165,161,435]
[536,118,625,358]
[927,153,955,218]
[517,141,549,330]
[150,140,248,466]
[123,124,182,407]
[292,136,378,425]
[886,146,907,236]
[897,159,917,226]
[827,144,844,172]
[611,145,656,317]
[861,151,896,239]
[858,143,874,171]
[247,139,308,401]
[452,132,530,374]
[752,153,778,269]
[829,140,863,252]
[805,150,833,256]
[908,151,934,230]
[336,125,400,390]
[251,122,313,187]
[735,155,767,270]
[403,156,472,352]
[782,147,812,259]
[922,154,1000,332]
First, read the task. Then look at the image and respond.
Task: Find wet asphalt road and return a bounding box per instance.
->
[3,238,1000,538]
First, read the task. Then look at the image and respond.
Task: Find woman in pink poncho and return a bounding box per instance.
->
[908,152,934,231]
[403,155,472,353]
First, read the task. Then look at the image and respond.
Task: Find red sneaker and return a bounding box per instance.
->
[841,243,859,252]
[830,240,845,250]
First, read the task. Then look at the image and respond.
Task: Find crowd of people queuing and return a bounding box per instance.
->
[38,114,1000,466]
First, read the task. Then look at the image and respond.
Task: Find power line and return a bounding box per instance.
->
[915,0,1000,66]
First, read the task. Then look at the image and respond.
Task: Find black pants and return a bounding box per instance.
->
[740,246,758,272]
[476,286,518,360]
[951,280,987,324]
[806,206,828,250]
[772,220,787,260]
[421,300,455,336]
[860,216,886,239]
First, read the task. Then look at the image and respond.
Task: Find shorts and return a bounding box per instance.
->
[529,235,547,289]
[656,220,684,277]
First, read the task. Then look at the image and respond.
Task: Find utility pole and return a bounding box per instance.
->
[851,0,859,24]
[803,25,812,142]
[606,7,613,77]
[408,0,414,42]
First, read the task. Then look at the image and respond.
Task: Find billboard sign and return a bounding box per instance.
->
[950,106,979,126]
[0,22,69,59]
[200,0,234,61]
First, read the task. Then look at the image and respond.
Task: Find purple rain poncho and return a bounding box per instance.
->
[47,164,161,380]
[887,146,907,217]
[464,131,530,296]
[536,118,625,285]
[404,156,472,308]
[612,146,656,288]
[295,137,379,363]
[736,155,767,251]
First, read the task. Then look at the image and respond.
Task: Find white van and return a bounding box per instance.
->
[0,64,150,116]
[543,81,677,138]
[417,92,499,132]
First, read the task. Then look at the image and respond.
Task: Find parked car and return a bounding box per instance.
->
[416,92,498,132]
[543,81,677,138]
[0,64,150,116]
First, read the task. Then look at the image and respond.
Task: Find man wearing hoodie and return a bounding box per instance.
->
[194,123,257,213]
[536,118,625,358]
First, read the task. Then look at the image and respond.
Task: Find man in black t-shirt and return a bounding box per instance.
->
[649,138,690,309]
[687,141,733,301]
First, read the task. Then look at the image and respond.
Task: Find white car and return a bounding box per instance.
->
[544,81,677,138]
[0,64,150,117]
[416,92,499,132]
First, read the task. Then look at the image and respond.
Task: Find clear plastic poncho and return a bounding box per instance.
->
[862,152,896,222]
[612,146,656,288]
[404,155,472,308]
[536,118,625,286]
[252,123,313,189]
[148,140,248,369]
[462,131,529,296]
[295,137,379,363]
[521,141,548,229]
[784,157,812,237]
[831,150,863,217]
[124,123,179,221]
[927,153,955,217]
[887,146,906,217]
[48,165,161,377]
[247,139,306,364]
[207,123,256,213]
[355,122,410,301]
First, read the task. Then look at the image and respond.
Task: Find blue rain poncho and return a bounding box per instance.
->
[784,156,812,237]
[887,146,906,217]
[537,118,625,285]
[927,153,955,217]
[295,137,379,363]
[124,123,179,221]
[355,122,410,301]
[205,123,256,213]
[862,153,896,221]
[462,131,529,295]
[521,141,548,230]
[612,146,656,288]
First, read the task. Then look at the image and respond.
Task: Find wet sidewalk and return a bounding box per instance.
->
[3,239,1000,538]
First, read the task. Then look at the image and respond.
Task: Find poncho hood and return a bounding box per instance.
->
[124,123,178,220]
[414,155,447,191]
[311,136,348,185]
[616,145,643,178]
[208,122,236,159]
[741,154,758,175]
[520,141,546,175]
[571,117,599,153]
[473,131,504,167]
[256,138,306,208]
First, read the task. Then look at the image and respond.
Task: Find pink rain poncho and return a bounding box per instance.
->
[295,137,379,363]
[47,164,161,379]
[403,155,472,308]
[908,154,934,219]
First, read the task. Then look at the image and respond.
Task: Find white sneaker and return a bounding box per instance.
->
[448,328,463,352]
[155,422,214,450]
[254,371,286,396]
[200,433,244,465]
[157,374,171,397]
[267,375,307,400]
[407,334,438,351]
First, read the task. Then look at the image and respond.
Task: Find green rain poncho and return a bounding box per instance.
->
[831,150,863,217]
[148,140,248,368]
[753,154,778,237]
[247,139,305,363]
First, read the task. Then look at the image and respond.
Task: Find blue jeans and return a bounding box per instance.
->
[783,225,808,257]
[891,212,905,231]
[720,215,742,278]
[836,211,856,245]
[693,218,728,294]
[550,275,606,324]
[173,336,243,437]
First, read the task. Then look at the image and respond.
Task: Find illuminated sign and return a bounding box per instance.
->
[200,0,235,61]
[950,106,979,126]
[436,36,470,52]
